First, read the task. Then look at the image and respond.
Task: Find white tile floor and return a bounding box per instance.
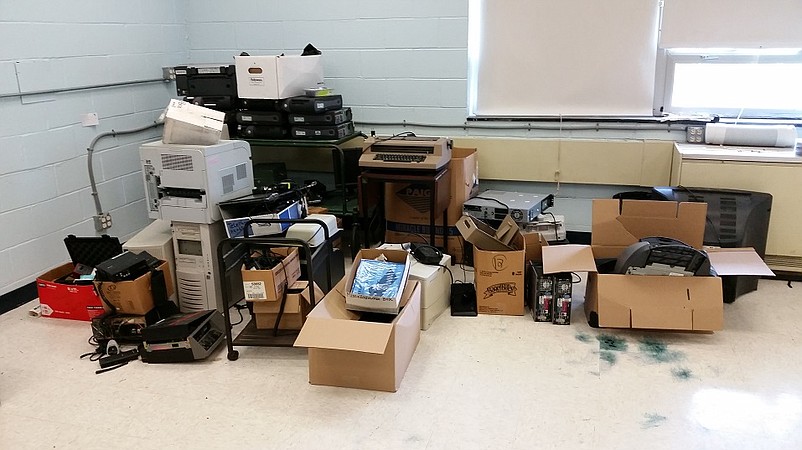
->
[1,277,801,449]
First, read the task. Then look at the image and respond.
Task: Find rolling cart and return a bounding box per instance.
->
[216,218,338,361]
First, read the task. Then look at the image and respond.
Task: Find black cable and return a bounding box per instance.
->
[362,131,418,154]
[472,196,510,215]
[543,211,560,240]
[438,264,455,285]
[571,272,582,284]
[230,303,246,327]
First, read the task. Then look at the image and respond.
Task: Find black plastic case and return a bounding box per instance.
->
[63,234,123,267]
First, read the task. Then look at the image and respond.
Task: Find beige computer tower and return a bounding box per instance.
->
[123,219,178,302]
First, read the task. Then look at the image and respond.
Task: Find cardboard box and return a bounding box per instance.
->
[591,199,707,259]
[253,281,323,330]
[547,199,774,331]
[94,261,175,315]
[384,147,479,263]
[241,247,302,302]
[294,279,421,392]
[473,227,526,316]
[161,99,225,145]
[234,54,324,99]
[345,248,411,314]
[36,263,106,321]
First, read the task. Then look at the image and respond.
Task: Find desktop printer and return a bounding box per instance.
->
[358,135,452,171]
[140,310,225,363]
[139,140,254,224]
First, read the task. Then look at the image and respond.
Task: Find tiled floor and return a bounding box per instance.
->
[1,277,801,449]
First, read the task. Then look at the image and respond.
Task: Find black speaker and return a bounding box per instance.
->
[450,283,477,316]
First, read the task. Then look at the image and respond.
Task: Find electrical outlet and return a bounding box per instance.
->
[686,126,705,143]
[93,213,112,231]
[162,66,176,81]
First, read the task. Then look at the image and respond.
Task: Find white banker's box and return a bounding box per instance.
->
[235,55,324,99]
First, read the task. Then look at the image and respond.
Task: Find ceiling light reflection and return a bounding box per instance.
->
[690,389,801,436]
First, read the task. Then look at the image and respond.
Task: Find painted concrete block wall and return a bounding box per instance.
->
[0,1,187,295]
[185,0,470,129]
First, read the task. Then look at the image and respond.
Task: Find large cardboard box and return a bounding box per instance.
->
[552,199,774,331]
[161,99,225,145]
[345,248,411,314]
[36,263,106,321]
[384,147,479,264]
[94,261,175,315]
[241,247,302,302]
[294,279,421,392]
[473,227,526,315]
[234,54,324,99]
[253,281,323,330]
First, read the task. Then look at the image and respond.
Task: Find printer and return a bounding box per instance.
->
[139,140,254,224]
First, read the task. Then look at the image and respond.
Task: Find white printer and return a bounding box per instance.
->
[139,140,254,224]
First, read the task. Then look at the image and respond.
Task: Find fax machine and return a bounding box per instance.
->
[140,140,254,224]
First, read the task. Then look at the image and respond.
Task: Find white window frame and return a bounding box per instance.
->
[657,49,802,120]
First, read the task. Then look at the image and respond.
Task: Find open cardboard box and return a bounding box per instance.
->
[345,248,411,314]
[161,99,225,146]
[546,199,774,331]
[253,281,323,330]
[294,279,421,392]
[94,261,175,315]
[241,247,302,302]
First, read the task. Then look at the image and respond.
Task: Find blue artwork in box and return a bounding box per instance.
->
[351,259,405,299]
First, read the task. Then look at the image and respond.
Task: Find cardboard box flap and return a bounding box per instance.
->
[457,215,515,251]
[294,317,393,354]
[306,280,360,320]
[542,245,597,274]
[592,199,707,250]
[707,248,775,276]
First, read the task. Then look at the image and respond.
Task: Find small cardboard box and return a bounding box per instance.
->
[241,247,302,302]
[37,263,106,321]
[94,261,175,315]
[345,248,411,314]
[253,281,323,330]
[294,279,421,392]
[161,99,225,145]
[473,227,526,316]
[549,199,775,331]
[234,54,324,99]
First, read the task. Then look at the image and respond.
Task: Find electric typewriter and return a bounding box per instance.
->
[358,135,452,171]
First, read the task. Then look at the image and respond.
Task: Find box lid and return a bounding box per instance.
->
[456,215,515,251]
[542,245,598,274]
[707,248,775,276]
[294,280,419,354]
[591,199,707,257]
[64,234,123,267]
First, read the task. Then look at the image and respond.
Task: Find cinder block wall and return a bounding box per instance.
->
[185,0,470,128]
[0,1,187,295]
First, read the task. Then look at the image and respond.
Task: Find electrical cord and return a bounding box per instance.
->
[362,130,418,153]
[472,196,510,215]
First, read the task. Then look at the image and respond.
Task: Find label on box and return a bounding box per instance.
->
[243,281,267,300]
[249,76,264,86]
[39,304,53,316]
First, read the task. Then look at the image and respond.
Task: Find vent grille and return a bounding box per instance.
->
[718,196,738,242]
[162,153,193,171]
[236,163,247,180]
[222,174,235,194]
[765,255,802,272]
[178,277,207,312]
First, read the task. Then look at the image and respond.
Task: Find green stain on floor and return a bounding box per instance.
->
[599,350,617,365]
[641,413,667,429]
[672,367,693,380]
[597,334,628,352]
[638,338,684,363]
[575,332,592,343]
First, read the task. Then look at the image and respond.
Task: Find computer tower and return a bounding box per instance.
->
[652,186,773,303]
[172,221,243,313]
[123,219,177,302]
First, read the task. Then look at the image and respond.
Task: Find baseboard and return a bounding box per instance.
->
[0,282,37,315]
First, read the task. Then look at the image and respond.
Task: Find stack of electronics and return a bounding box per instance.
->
[174,64,239,137]
[235,98,290,139]
[462,190,564,242]
[139,139,255,313]
[284,91,355,140]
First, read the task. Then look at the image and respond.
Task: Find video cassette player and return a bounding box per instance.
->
[281,95,343,114]
[238,98,281,111]
[236,125,290,139]
[289,107,352,126]
[291,122,354,140]
[463,190,546,224]
[235,111,286,125]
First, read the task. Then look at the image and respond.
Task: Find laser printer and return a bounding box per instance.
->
[139,140,254,224]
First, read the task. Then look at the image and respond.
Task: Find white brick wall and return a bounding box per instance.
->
[0,3,187,295]
[185,0,471,132]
